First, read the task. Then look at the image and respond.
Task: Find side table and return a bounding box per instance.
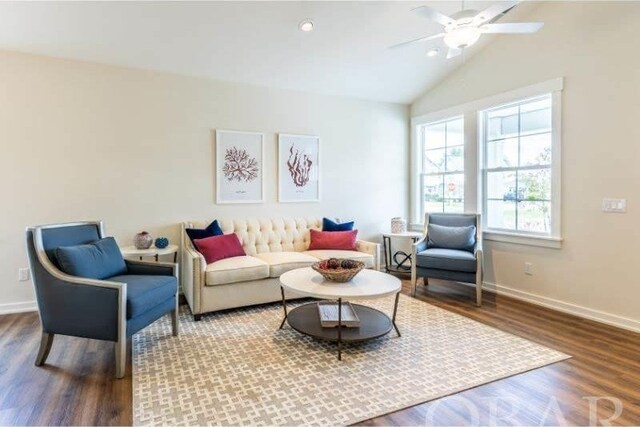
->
[382,232,423,274]
[120,244,179,262]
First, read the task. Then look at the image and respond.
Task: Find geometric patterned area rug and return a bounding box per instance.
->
[133,294,569,426]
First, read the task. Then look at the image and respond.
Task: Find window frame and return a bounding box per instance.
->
[479,93,560,242]
[419,115,465,215]
[410,77,563,248]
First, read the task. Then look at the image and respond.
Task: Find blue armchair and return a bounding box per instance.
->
[411,213,484,306]
[25,221,179,378]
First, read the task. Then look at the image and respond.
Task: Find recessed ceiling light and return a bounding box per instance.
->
[299,19,314,32]
[426,48,440,57]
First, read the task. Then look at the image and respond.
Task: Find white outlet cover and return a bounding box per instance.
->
[18,268,30,281]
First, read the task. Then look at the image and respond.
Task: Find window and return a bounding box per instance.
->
[411,78,562,245]
[481,95,557,236]
[419,117,464,214]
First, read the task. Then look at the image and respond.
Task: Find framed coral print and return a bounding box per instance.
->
[215,130,264,204]
[278,134,320,203]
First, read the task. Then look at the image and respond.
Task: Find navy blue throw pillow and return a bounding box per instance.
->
[185,220,224,246]
[56,237,127,280]
[322,217,355,232]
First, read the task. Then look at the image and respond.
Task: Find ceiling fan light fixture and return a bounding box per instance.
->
[298,19,314,32]
[443,26,481,49]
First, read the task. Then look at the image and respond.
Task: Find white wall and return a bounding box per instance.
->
[0,50,409,311]
[412,1,640,329]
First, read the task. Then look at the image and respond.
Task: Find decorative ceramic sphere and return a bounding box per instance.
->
[155,237,169,249]
[134,231,153,250]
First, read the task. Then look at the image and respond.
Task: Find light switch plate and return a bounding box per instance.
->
[602,198,626,213]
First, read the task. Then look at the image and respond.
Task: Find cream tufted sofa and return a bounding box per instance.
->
[181,217,380,320]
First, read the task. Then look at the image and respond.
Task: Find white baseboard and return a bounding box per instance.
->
[0,300,38,315]
[483,281,640,334]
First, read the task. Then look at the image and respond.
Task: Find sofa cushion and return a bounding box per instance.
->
[308,229,357,251]
[109,274,177,319]
[254,252,319,278]
[427,223,476,253]
[56,237,127,280]
[322,217,355,232]
[303,250,374,269]
[415,248,477,273]
[185,220,224,245]
[205,256,269,286]
[194,233,246,264]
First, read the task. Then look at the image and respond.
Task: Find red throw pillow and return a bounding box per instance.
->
[194,234,246,264]
[308,229,358,251]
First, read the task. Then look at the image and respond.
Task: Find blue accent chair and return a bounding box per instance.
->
[411,213,484,306]
[25,221,179,378]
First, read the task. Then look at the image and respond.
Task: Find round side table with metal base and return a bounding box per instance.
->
[382,232,423,274]
[279,267,401,360]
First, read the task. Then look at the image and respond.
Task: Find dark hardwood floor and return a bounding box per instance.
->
[1,279,638,426]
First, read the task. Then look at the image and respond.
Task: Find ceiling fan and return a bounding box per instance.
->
[390,1,543,59]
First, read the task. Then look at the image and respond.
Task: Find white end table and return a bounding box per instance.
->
[279,267,401,360]
[382,231,423,274]
[120,244,179,262]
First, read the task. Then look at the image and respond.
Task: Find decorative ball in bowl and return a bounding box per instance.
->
[312,258,365,283]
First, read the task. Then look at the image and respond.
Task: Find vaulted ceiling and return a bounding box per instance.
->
[0,1,540,104]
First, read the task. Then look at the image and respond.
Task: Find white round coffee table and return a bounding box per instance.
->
[279,267,402,360]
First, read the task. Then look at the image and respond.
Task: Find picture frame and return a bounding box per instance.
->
[278,134,320,203]
[215,129,265,204]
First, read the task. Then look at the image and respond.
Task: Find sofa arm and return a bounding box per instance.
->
[182,243,206,315]
[356,239,381,271]
[126,259,177,276]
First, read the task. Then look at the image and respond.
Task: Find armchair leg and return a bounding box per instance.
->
[476,250,484,307]
[115,339,126,379]
[411,269,417,297]
[194,314,202,322]
[35,332,54,366]
[476,281,483,307]
[171,309,179,336]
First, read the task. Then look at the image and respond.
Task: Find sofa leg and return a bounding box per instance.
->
[35,332,54,366]
[115,339,126,379]
[424,277,429,287]
[194,314,202,322]
[171,309,179,336]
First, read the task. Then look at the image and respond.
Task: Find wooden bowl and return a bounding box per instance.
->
[312,260,365,283]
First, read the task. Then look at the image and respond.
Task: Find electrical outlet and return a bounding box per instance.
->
[18,267,30,282]
[524,262,533,276]
[602,198,626,213]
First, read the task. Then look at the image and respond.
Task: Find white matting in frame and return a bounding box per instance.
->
[278,134,320,203]
[215,130,265,204]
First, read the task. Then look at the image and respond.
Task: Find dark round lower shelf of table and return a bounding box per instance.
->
[286,302,393,342]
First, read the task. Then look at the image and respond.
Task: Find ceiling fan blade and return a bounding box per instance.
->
[412,5,455,27]
[481,22,544,34]
[388,33,445,49]
[446,48,462,59]
[473,1,519,25]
